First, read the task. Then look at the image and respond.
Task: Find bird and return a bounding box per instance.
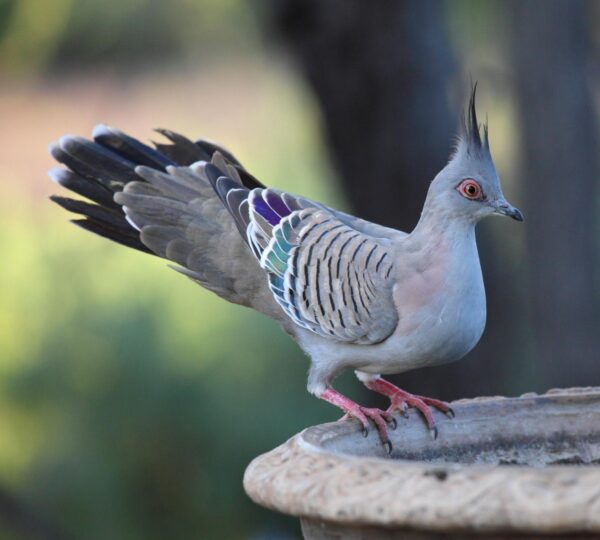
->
[49,86,522,453]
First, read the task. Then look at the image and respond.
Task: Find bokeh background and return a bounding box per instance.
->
[1,0,599,538]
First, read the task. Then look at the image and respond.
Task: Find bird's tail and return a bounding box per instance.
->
[49,125,262,254]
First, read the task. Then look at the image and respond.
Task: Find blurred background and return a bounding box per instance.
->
[0,0,599,538]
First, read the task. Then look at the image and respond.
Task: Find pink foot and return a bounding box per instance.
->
[320,388,396,453]
[365,378,454,438]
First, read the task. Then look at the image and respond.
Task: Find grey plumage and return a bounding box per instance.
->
[49,87,522,451]
[255,204,397,344]
[118,161,282,316]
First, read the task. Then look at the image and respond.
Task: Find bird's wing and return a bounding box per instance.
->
[209,166,399,344]
[50,126,284,322]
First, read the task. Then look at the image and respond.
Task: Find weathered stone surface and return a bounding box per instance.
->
[244,388,600,537]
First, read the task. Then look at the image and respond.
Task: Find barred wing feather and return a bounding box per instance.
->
[210,170,399,345]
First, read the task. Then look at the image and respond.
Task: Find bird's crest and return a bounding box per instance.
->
[448,83,491,164]
[463,83,489,155]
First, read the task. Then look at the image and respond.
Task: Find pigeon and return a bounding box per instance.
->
[49,87,522,453]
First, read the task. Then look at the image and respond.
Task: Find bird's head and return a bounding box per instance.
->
[425,86,523,224]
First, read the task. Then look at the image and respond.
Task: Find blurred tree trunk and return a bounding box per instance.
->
[509,0,600,387]
[270,0,529,400]
[270,0,456,231]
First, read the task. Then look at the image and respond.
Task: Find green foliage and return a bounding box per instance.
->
[0,0,263,76]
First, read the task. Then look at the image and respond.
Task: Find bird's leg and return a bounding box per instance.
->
[356,373,454,438]
[319,387,396,453]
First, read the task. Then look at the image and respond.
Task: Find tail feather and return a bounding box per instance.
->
[71,218,153,253]
[50,125,251,258]
[93,124,174,170]
[50,195,128,231]
[49,142,119,190]
[195,139,241,167]
[56,135,139,185]
[49,124,290,319]
[49,167,118,209]
[154,129,213,165]
[155,129,264,189]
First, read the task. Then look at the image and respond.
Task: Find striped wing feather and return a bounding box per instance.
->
[262,206,398,344]
[223,184,399,345]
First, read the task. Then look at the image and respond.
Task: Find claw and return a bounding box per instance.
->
[363,378,454,441]
[320,388,392,450]
[388,416,397,430]
[382,440,393,454]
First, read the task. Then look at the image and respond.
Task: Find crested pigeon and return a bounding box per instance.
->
[49,87,522,453]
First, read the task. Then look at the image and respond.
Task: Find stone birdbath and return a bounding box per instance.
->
[244,387,600,539]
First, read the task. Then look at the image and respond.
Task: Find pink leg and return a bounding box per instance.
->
[363,377,454,438]
[320,388,396,453]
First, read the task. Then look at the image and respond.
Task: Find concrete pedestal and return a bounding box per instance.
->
[244,388,600,539]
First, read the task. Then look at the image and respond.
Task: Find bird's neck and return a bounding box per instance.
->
[405,202,484,306]
[411,203,477,246]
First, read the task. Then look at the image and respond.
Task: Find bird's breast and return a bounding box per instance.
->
[385,232,487,371]
[295,228,487,378]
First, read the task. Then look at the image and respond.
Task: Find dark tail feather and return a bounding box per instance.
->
[195,139,242,167]
[49,167,118,209]
[93,125,175,170]
[71,219,152,253]
[50,137,137,190]
[154,129,213,165]
[50,126,250,255]
[51,195,130,232]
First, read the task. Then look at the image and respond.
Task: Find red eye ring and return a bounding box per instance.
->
[457,179,483,200]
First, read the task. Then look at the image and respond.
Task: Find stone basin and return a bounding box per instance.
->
[244,387,600,539]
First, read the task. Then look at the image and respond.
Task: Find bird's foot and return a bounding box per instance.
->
[320,388,396,453]
[365,378,454,439]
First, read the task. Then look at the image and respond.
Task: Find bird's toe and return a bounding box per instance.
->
[382,439,393,454]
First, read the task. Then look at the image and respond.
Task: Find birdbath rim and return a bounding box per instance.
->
[244,387,600,536]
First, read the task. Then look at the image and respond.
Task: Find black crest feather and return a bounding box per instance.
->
[464,83,489,153]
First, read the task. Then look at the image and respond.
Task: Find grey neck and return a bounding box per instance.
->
[411,200,476,244]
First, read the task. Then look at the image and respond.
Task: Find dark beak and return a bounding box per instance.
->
[493,201,524,222]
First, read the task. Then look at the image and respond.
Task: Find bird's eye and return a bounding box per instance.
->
[457,179,483,201]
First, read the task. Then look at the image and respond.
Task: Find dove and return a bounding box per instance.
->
[49,87,522,453]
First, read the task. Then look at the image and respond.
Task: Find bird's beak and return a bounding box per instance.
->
[492,200,524,222]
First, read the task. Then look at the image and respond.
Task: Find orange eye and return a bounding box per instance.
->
[458,179,483,200]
